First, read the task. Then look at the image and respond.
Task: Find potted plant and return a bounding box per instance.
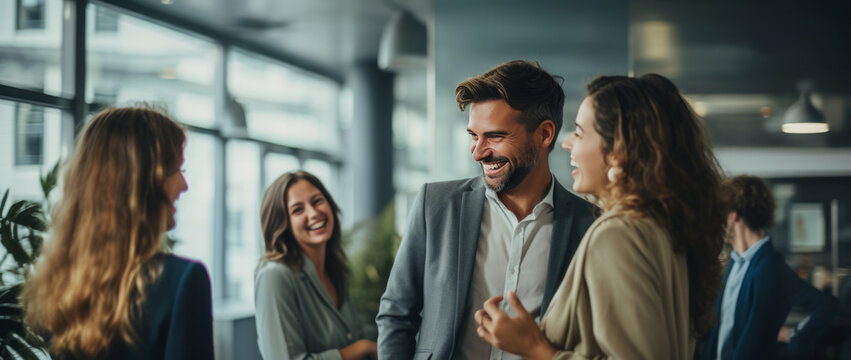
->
[344,202,402,340]
[0,162,59,359]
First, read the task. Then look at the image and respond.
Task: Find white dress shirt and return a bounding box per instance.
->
[716,236,770,360]
[456,177,555,360]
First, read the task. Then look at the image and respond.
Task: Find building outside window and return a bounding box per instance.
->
[16,0,45,30]
[14,103,44,166]
[94,6,119,33]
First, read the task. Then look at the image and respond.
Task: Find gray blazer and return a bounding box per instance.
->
[376,176,594,360]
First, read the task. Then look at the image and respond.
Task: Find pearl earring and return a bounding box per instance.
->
[607,167,622,182]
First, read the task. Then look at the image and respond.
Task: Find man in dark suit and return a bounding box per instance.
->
[376,60,594,360]
[704,175,837,360]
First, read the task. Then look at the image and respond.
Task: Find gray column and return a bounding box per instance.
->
[346,61,394,223]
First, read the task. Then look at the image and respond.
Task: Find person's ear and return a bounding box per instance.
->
[537,120,556,149]
[727,212,739,224]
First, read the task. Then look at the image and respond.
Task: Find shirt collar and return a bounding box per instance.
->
[730,236,770,263]
[484,175,555,213]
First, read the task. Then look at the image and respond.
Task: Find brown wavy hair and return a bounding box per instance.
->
[456,60,565,150]
[22,106,185,358]
[586,74,725,336]
[260,171,348,295]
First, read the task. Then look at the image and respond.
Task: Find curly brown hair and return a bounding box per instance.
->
[586,74,726,336]
[720,176,776,233]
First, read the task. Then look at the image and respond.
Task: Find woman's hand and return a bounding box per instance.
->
[475,291,556,360]
[340,339,377,360]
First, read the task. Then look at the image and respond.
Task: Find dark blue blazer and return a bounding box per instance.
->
[104,254,214,359]
[703,240,837,360]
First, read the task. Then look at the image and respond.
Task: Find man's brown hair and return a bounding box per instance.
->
[455,60,565,151]
[721,175,776,233]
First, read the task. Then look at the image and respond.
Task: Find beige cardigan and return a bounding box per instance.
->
[539,210,694,360]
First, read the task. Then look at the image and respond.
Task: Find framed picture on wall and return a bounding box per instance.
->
[789,203,825,252]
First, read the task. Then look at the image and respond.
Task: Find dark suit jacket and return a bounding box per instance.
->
[105,254,214,359]
[376,176,594,360]
[704,240,837,360]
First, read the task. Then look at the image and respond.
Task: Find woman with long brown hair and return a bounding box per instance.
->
[474,74,726,359]
[22,106,213,359]
[255,171,376,360]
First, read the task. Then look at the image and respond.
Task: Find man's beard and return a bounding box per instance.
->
[482,139,538,193]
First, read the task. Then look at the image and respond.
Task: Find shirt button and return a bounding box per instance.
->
[346,333,352,340]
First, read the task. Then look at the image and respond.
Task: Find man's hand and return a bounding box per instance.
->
[474,291,556,360]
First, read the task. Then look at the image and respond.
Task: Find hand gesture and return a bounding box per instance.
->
[474,291,555,360]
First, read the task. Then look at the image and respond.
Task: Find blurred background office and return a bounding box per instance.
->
[1,0,849,359]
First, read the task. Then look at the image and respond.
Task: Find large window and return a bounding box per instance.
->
[169,132,218,284]
[0,0,63,95]
[0,99,66,200]
[225,141,261,304]
[228,50,341,153]
[86,4,217,128]
[264,152,300,188]
[1,0,345,315]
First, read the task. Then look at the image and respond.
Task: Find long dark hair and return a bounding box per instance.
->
[260,170,348,295]
[586,74,725,336]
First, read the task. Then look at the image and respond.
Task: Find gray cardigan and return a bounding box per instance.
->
[254,256,364,360]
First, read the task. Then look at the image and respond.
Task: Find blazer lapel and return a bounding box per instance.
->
[541,179,579,315]
[301,257,351,332]
[452,177,485,341]
[733,241,774,329]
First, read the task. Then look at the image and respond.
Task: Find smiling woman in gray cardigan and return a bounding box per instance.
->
[255,171,376,360]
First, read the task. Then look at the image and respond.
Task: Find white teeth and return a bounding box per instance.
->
[570,159,578,167]
[308,221,326,230]
[483,162,506,170]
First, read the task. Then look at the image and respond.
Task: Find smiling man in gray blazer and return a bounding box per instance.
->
[376,60,594,360]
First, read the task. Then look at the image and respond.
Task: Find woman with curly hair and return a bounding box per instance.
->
[474,74,726,359]
[22,106,213,359]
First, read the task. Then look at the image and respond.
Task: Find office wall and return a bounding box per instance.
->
[430,0,630,186]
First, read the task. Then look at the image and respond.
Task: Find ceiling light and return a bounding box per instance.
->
[782,91,829,134]
[378,10,427,71]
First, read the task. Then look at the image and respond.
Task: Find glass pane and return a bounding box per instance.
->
[303,159,338,201]
[228,50,340,152]
[263,152,299,189]
[0,99,66,202]
[86,4,217,128]
[0,0,63,95]
[16,0,45,30]
[225,140,261,304]
[169,131,217,286]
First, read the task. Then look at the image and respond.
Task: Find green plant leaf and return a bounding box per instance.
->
[25,234,43,260]
[0,225,31,266]
[6,332,45,360]
[7,202,45,232]
[0,318,24,338]
[40,161,60,200]
[0,190,8,216]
